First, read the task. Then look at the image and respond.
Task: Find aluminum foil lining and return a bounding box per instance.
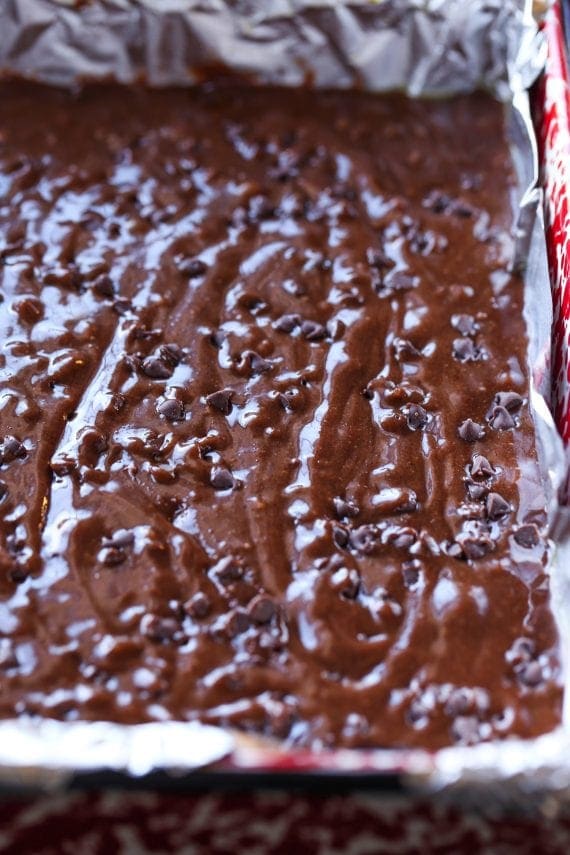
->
[0,0,569,808]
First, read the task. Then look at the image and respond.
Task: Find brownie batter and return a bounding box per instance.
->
[0,82,562,750]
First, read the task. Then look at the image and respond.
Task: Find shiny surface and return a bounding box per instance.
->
[0,83,561,749]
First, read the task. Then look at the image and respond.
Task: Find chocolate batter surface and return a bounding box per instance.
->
[0,82,561,749]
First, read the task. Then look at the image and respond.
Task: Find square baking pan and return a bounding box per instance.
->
[0,0,568,808]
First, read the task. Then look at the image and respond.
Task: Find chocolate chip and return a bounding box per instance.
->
[161,344,183,366]
[239,350,272,375]
[469,454,494,480]
[212,555,243,582]
[140,613,180,643]
[458,419,485,442]
[386,271,416,292]
[406,404,429,431]
[452,338,478,362]
[386,526,417,549]
[330,567,360,599]
[485,492,510,520]
[206,389,234,415]
[93,274,115,298]
[333,497,359,519]
[141,356,173,380]
[452,715,480,745]
[98,546,126,566]
[424,190,452,214]
[451,314,478,336]
[210,466,235,491]
[210,330,226,349]
[494,391,524,413]
[402,559,421,587]
[1,436,27,464]
[156,399,185,421]
[185,592,211,619]
[274,314,301,333]
[366,247,394,270]
[455,532,494,560]
[332,525,349,549]
[452,201,473,218]
[113,298,131,315]
[393,338,421,361]
[225,609,250,638]
[488,405,516,430]
[301,320,327,341]
[466,482,488,501]
[178,258,208,278]
[248,595,276,624]
[518,660,543,687]
[349,525,378,555]
[514,524,540,548]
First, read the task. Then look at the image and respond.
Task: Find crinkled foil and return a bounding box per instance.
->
[0,0,569,810]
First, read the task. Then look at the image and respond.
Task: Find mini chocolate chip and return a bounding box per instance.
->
[393,338,421,361]
[458,419,485,442]
[452,201,473,218]
[452,338,478,362]
[451,314,478,336]
[210,330,226,349]
[178,258,208,278]
[185,592,211,619]
[274,314,301,333]
[402,559,421,587]
[113,298,131,315]
[456,533,494,560]
[466,482,488,501]
[225,609,250,638]
[513,524,540,548]
[386,271,415,292]
[140,613,180,642]
[485,492,510,520]
[1,436,27,464]
[366,247,394,270]
[489,405,516,430]
[494,391,524,413]
[518,660,543,687]
[93,274,115,298]
[333,497,359,519]
[161,344,183,366]
[327,319,346,340]
[206,389,234,415]
[99,546,126,566]
[301,320,327,341]
[210,466,235,491]
[156,399,185,421]
[452,716,480,745]
[330,567,360,599]
[213,555,243,582]
[407,404,429,431]
[239,350,272,375]
[349,525,378,555]
[386,527,417,549]
[141,356,172,380]
[469,454,494,480]
[445,688,474,717]
[332,525,349,549]
[248,595,276,624]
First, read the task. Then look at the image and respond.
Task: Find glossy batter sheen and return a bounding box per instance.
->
[0,82,562,750]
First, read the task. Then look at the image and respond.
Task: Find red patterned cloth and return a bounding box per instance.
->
[535,1,570,445]
[0,791,569,854]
